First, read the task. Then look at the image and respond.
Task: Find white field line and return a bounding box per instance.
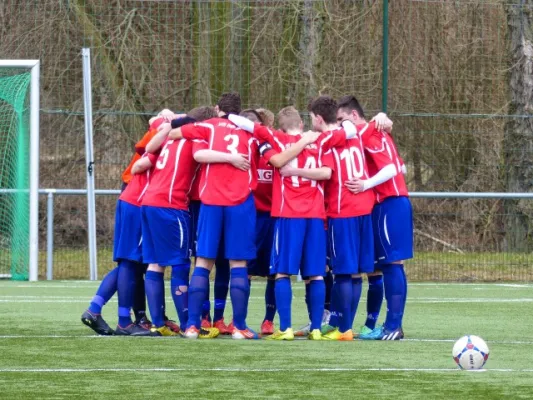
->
[1,335,532,345]
[1,298,532,304]
[0,367,532,373]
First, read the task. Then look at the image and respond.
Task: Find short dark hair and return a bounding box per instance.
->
[217,92,241,114]
[337,95,365,119]
[239,109,264,124]
[187,106,217,121]
[309,96,338,124]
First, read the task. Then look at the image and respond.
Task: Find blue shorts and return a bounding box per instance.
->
[141,205,192,266]
[328,215,374,275]
[248,211,276,277]
[270,218,326,277]
[372,196,414,265]
[113,200,143,263]
[196,194,256,260]
[189,200,201,257]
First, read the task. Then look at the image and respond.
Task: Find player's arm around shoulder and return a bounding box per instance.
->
[131,155,154,175]
[268,131,321,168]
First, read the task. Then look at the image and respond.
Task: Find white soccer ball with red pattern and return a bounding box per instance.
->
[452,335,489,370]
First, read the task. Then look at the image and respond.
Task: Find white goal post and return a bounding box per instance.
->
[0,60,40,281]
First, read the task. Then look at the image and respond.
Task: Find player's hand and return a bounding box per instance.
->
[157,122,172,135]
[229,154,250,171]
[371,112,389,131]
[345,178,365,193]
[280,165,297,177]
[300,130,321,145]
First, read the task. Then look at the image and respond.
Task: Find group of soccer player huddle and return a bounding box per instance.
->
[81,92,413,341]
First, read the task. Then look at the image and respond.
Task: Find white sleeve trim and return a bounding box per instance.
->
[341,120,357,139]
[362,164,397,191]
[228,114,255,133]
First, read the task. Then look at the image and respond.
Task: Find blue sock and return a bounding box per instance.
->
[145,270,165,327]
[202,299,211,322]
[230,267,249,330]
[214,258,230,322]
[275,277,292,331]
[264,278,276,322]
[382,264,406,331]
[309,279,325,331]
[132,264,148,321]
[88,266,118,314]
[171,264,190,331]
[400,266,408,327]
[117,260,137,327]
[187,267,210,329]
[333,275,352,333]
[329,281,340,328]
[350,277,363,329]
[366,275,384,330]
[305,282,311,320]
[324,269,333,311]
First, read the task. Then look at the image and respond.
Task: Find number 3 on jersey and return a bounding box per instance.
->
[290,156,317,187]
[224,134,239,155]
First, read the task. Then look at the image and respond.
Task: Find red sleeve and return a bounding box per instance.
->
[146,152,159,165]
[321,150,335,171]
[253,125,285,152]
[364,133,394,170]
[181,123,209,141]
[192,140,209,155]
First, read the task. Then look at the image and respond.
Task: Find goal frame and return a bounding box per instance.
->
[0,60,40,281]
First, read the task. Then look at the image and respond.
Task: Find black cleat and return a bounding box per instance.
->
[81,310,114,335]
[114,323,156,336]
[380,327,405,341]
[135,316,153,330]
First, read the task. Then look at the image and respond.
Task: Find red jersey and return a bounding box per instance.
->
[141,138,199,210]
[181,117,258,206]
[254,143,277,212]
[119,153,157,207]
[253,125,345,219]
[359,122,408,203]
[324,131,375,218]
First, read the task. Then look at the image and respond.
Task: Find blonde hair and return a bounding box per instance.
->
[277,106,302,132]
[256,108,275,128]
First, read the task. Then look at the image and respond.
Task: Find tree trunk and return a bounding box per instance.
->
[503,1,533,251]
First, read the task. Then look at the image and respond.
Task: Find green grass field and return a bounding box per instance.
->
[1,280,533,399]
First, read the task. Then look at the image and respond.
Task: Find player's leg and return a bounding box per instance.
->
[301,218,327,340]
[324,267,334,319]
[170,263,190,332]
[373,197,413,340]
[213,243,231,333]
[132,264,151,328]
[322,217,358,341]
[81,266,117,335]
[267,218,305,340]
[184,203,223,338]
[224,195,258,339]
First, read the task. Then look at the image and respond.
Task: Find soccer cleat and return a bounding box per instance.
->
[261,320,275,335]
[115,324,154,336]
[266,328,294,341]
[183,326,220,339]
[323,328,354,341]
[135,316,152,330]
[320,324,336,335]
[379,327,404,341]
[164,319,180,334]
[213,318,232,335]
[149,325,179,337]
[232,327,260,340]
[294,322,311,337]
[201,317,212,329]
[81,310,114,335]
[359,325,382,340]
[308,329,326,340]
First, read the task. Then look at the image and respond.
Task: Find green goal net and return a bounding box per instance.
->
[0,69,31,280]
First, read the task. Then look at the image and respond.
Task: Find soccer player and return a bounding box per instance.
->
[141,106,247,337]
[229,106,357,340]
[162,92,261,339]
[337,95,412,341]
[300,96,376,340]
